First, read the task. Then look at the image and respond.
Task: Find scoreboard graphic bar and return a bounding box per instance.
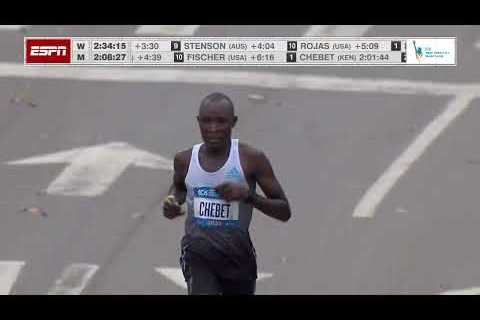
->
[24,37,456,66]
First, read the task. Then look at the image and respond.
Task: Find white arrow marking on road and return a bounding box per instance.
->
[155,267,187,289]
[439,287,480,295]
[135,25,200,36]
[6,142,173,197]
[303,25,373,37]
[47,263,99,295]
[0,261,25,295]
[155,267,273,290]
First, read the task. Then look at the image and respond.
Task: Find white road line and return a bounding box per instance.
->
[135,25,200,36]
[1,63,479,97]
[303,25,373,37]
[0,261,25,295]
[47,263,99,295]
[0,25,29,31]
[155,267,273,290]
[353,94,476,218]
[439,287,480,295]
[257,272,274,281]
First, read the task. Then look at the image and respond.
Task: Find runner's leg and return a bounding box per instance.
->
[182,254,222,295]
[220,277,256,295]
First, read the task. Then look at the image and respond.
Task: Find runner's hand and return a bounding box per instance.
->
[214,182,249,202]
[163,195,184,219]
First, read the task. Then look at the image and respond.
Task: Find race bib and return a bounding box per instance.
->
[193,187,239,227]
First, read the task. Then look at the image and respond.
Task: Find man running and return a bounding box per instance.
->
[163,92,291,295]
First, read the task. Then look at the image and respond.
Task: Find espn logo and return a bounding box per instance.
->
[25,39,71,64]
[31,46,67,56]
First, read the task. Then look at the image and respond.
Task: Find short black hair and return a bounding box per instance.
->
[199,92,235,117]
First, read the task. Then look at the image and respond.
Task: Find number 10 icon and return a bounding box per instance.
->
[174,52,184,62]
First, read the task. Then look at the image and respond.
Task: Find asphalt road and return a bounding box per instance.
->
[0,25,479,294]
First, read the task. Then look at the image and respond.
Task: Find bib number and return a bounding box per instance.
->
[193,187,239,227]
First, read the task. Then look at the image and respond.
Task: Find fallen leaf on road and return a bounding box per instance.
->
[10,97,37,108]
[19,207,48,217]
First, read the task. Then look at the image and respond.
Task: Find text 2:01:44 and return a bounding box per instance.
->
[359,54,390,62]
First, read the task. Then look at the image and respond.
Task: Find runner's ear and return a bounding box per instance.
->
[232,116,238,128]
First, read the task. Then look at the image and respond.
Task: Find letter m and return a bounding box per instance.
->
[77,54,85,61]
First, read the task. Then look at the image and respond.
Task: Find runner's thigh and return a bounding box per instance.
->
[185,257,222,295]
[221,278,256,295]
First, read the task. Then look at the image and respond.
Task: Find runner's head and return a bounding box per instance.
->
[197,93,237,151]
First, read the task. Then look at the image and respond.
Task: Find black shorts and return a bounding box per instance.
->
[180,248,256,295]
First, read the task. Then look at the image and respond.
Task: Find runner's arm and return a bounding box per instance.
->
[168,151,188,205]
[250,151,291,222]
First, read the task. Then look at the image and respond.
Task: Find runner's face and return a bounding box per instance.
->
[197,103,236,150]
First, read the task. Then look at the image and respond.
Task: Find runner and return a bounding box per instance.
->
[163,92,291,295]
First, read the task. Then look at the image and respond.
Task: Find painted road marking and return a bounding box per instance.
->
[155,267,186,289]
[303,25,373,37]
[155,267,273,290]
[6,142,173,197]
[47,263,99,295]
[353,94,476,218]
[135,25,200,36]
[2,63,479,97]
[440,287,480,295]
[0,25,29,31]
[0,261,25,295]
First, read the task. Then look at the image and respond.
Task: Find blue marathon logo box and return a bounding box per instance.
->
[194,187,220,199]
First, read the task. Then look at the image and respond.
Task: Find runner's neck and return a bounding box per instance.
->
[203,139,232,158]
